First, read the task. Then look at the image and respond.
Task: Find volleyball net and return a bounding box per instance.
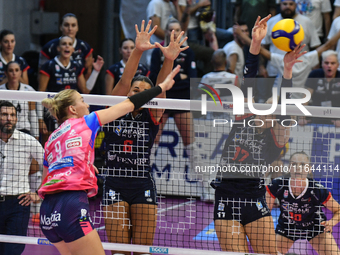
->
[0,82,339,255]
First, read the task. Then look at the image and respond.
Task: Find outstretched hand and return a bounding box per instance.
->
[155,30,189,61]
[284,43,307,70]
[135,20,157,52]
[252,14,271,43]
[159,65,181,92]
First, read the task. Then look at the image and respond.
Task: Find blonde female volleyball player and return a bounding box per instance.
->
[37,66,180,255]
[266,151,340,255]
[211,14,307,254]
[102,20,188,255]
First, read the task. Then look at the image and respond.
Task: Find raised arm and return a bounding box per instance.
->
[112,20,157,96]
[272,44,307,146]
[150,30,189,122]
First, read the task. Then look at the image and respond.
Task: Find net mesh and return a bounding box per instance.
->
[0,88,339,255]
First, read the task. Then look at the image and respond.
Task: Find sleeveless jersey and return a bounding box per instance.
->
[106,60,149,88]
[267,177,331,229]
[102,108,159,184]
[39,112,101,199]
[213,114,285,197]
[0,53,29,83]
[40,38,93,68]
[40,57,84,92]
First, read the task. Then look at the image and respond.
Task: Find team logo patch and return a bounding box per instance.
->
[120,67,124,74]
[79,209,88,221]
[55,65,60,72]
[256,201,263,210]
[109,189,116,200]
[66,137,82,150]
[145,190,150,197]
[284,190,288,198]
[115,125,122,136]
[218,202,225,211]
[191,61,196,69]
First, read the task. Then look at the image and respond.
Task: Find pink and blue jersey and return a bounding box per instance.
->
[39,112,102,199]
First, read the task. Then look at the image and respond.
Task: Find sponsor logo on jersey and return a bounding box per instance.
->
[68,129,78,137]
[41,211,61,226]
[43,179,64,186]
[284,190,288,198]
[256,201,263,210]
[282,203,289,211]
[145,190,150,197]
[47,170,72,179]
[49,156,74,172]
[47,153,53,164]
[56,78,63,85]
[218,202,224,211]
[115,125,122,136]
[66,137,82,150]
[65,73,69,77]
[48,124,71,145]
[55,65,60,72]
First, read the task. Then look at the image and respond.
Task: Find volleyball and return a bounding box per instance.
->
[271,19,304,52]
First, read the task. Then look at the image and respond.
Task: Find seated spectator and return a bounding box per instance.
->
[105,38,149,95]
[222,21,249,80]
[0,30,29,85]
[299,50,340,126]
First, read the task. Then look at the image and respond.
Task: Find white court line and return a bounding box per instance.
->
[95,200,196,231]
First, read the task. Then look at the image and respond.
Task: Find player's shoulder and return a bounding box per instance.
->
[43,38,59,49]
[20,83,36,91]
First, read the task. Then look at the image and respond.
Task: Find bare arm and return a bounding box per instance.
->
[316,28,340,57]
[150,15,165,40]
[333,7,340,21]
[322,195,340,233]
[323,12,331,39]
[227,54,238,74]
[112,20,157,96]
[77,74,90,94]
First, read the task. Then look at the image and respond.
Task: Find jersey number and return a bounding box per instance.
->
[232,146,249,162]
[55,141,62,160]
[289,212,302,222]
[123,140,133,152]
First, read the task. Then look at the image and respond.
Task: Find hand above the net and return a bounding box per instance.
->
[158,65,181,92]
[135,20,157,52]
[283,43,307,71]
[251,14,271,43]
[155,30,189,61]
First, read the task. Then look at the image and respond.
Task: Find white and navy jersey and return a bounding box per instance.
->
[40,38,93,68]
[106,60,149,88]
[149,47,196,99]
[213,114,285,197]
[0,83,37,136]
[0,53,30,83]
[306,69,340,107]
[102,108,159,186]
[40,57,84,92]
[267,177,331,229]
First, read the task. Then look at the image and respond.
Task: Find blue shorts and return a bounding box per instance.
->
[102,177,157,206]
[40,191,94,243]
[214,188,271,225]
[276,223,325,241]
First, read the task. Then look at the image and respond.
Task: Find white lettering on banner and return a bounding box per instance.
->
[330,139,340,162]
[201,85,311,116]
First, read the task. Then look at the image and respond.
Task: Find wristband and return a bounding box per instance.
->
[129,86,162,110]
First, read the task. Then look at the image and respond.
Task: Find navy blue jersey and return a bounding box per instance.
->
[106,60,149,88]
[0,53,29,83]
[40,38,93,68]
[102,108,159,182]
[306,69,340,107]
[213,114,285,197]
[40,57,84,92]
[267,177,331,229]
[149,47,196,99]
